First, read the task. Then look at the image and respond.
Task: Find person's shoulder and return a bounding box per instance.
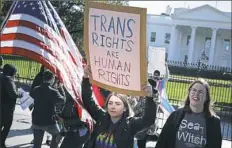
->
[170,107,184,115]
[207,114,221,129]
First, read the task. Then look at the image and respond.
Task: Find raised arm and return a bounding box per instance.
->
[163,62,169,83]
[82,77,106,121]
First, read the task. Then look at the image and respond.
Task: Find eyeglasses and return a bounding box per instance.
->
[190,88,205,95]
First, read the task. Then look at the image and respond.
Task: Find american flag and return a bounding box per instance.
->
[0,1,98,130]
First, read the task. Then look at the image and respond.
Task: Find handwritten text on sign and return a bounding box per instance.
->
[88,8,141,91]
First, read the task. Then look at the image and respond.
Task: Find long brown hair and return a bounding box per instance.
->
[104,92,134,118]
[184,78,215,117]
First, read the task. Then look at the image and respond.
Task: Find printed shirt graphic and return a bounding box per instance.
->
[175,112,207,148]
[95,132,117,148]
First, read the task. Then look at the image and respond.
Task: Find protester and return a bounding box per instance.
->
[1,64,23,148]
[153,62,169,89]
[29,65,52,145]
[155,78,222,148]
[30,70,66,148]
[82,65,158,148]
[57,89,90,148]
[29,65,46,95]
[135,63,170,148]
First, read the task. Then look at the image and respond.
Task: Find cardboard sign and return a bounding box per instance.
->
[148,46,166,76]
[84,2,147,96]
[18,88,34,110]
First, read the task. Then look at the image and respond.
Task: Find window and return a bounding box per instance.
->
[184,55,188,63]
[150,32,156,42]
[186,35,191,46]
[204,37,211,49]
[224,39,230,50]
[165,33,171,44]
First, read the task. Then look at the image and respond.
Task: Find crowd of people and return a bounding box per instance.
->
[0,55,222,148]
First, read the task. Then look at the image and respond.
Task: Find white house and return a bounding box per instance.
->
[146,4,231,68]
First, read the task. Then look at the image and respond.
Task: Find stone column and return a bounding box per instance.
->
[188,26,197,63]
[168,25,177,61]
[209,28,218,65]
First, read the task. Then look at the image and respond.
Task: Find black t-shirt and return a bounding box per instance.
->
[95,123,117,148]
[175,112,207,148]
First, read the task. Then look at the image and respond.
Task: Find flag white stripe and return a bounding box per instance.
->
[2,26,56,49]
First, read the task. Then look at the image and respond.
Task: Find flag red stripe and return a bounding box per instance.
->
[92,85,105,107]
[1,33,54,56]
[5,20,58,46]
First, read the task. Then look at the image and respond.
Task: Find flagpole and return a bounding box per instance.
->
[0,1,17,33]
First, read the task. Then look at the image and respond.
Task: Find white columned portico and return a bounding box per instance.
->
[168,25,177,61]
[188,26,197,63]
[176,29,182,61]
[209,28,218,65]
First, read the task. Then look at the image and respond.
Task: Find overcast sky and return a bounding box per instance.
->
[129,1,232,15]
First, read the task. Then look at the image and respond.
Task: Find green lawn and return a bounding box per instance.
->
[3,58,41,79]
[3,57,232,104]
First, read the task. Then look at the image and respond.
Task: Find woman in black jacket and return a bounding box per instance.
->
[82,65,158,148]
[155,78,222,148]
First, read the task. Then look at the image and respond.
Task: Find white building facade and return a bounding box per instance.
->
[146,5,232,68]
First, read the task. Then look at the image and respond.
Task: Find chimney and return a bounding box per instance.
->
[166,5,172,15]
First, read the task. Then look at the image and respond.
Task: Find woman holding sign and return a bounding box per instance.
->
[82,65,158,148]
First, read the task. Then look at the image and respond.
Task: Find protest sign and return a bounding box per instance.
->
[84,2,147,96]
[18,88,34,110]
[148,46,166,76]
